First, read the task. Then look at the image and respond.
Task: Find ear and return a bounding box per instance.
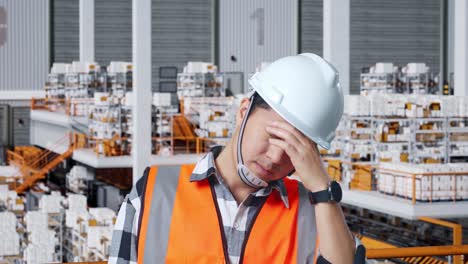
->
[236,97,252,127]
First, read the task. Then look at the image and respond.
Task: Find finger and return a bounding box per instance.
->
[270,121,311,147]
[311,142,322,157]
[268,137,299,158]
[265,125,302,147]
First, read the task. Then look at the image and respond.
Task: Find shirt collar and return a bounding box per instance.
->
[189,147,290,208]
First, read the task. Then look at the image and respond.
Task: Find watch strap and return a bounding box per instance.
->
[308,188,330,204]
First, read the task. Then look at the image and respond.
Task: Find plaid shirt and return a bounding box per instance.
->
[108,147,290,264]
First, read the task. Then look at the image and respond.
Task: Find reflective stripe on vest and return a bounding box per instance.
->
[137,165,318,264]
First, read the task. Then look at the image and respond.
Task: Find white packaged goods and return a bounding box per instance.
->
[344,95,370,116]
[66,209,89,230]
[23,209,60,263]
[51,63,70,74]
[184,62,217,74]
[0,231,20,256]
[0,188,22,211]
[153,93,172,107]
[0,212,16,230]
[107,61,132,73]
[0,184,8,193]
[29,228,57,246]
[124,92,133,106]
[67,165,90,193]
[183,97,235,139]
[24,244,55,264]
[89,208,116,226]
[451,143,468,155]
[403,63,429,74]
[369,94,407,117]
[25,211,48,233]
[445,96,468,117]
[0,212,20,256]
[67,194,88,211]
[0,190,16,202]
[374,63,394,74]
[87,226,113,251]
[67,165,88,179]
[178,62,224,98]
[64,206,116,261]
[377,163,468,201]
[71,61,100,73]
[39,192,64,213]
[94,92,111,106]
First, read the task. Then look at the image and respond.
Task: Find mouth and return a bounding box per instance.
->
[254,162,274,176]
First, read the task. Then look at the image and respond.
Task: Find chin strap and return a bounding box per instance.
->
[236,94,269,188]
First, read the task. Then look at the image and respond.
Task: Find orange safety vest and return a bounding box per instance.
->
[137,165,319,264]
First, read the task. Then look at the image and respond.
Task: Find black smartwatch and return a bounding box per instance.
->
[308,181,342,204]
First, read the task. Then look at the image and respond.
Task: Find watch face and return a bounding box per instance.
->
[330,181,342,202]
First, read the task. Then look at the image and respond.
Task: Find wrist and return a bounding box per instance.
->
[303,176,330,192]
[308,180,343,204]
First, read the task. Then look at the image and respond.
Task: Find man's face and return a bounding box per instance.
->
[234,98,295,182]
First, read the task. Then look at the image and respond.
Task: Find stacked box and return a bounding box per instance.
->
[153,93,172,107]
[87,226,113,256]
[24,211,58,264]
[377,162,468,201]
[184,97,236,140]
[344,95,370,116]
[0,187,24,211]
[39,191,64,213]
[178,62,225,98]
[66,166,89,194]
[24,244,55,264]
[25,211,48,233]
[370,94,407,117]
[65,209,89,231]
[0,212,20,256]
[88,208,116,226]
[445,97,468,117]
[67,194,88,211]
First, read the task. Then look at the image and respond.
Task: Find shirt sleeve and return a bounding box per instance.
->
[108,168,148,264]
[108,195,139,264]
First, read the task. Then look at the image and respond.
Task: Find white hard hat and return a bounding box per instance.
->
[248,53,344,150]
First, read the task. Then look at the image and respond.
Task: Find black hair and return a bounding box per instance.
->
[250,92,271,111]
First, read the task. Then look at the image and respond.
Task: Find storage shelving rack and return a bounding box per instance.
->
[447,117,468,163]
[372,117,412,163]
[360,73,397,95]
[411,117,447,164]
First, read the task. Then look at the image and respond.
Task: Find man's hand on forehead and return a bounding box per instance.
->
[265,120,330,192]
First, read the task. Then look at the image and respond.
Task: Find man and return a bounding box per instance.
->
[109,53,366,264]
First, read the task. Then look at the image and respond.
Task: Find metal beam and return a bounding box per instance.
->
[439,0,448,93]
[132,0,152,184]
[323,0,350,95]
[367,245,468,260]
[454,0,468,96]
[79,0,95,62]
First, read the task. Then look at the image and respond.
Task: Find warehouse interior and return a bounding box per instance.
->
[1,0,468,263]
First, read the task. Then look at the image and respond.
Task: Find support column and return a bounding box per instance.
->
[439,0,448,93]
[79,0,94,62]
[454,0,468,96]
[323,0,350,95]
[132,0,152,184]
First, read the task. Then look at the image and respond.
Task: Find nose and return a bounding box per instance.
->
[266,144,286,164]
